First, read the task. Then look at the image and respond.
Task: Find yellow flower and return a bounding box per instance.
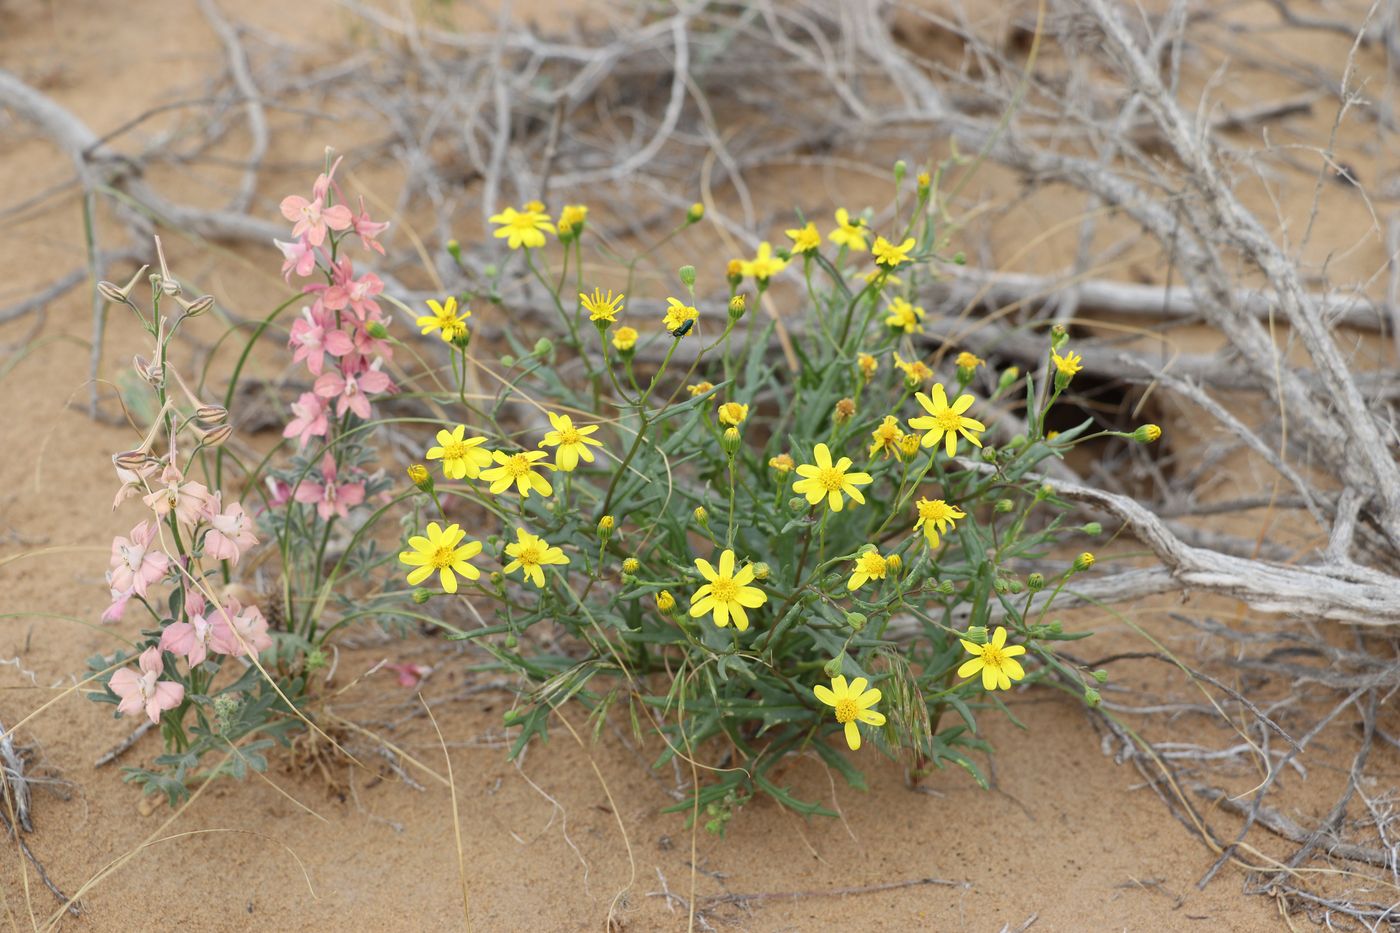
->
[908,384,986,457]
[893,351,932,385]
[769,453,795,473]
[558,204,588,236]
[399,522,482,594]
[786,221,821,254]
[868,415,904,460]
[726,258,744,280]
[502,527,569,588]
[885,297,925,334]
[1074,552,1096,572]
[612,326,638,351]
[426,424,492,479]
[792,443,873,512]
[828,208,868,252]
[417,297,472,342]
[718,402,749,426]
[739,242,787,282]
[814,675,885,750]
[523,200,546,213]
[833,398,856,424]
[656,589,676,613]
[858,353,878,380]
[489,206,555,249]
[848,549,889,590]
[872,235,916,268]
[1051,348,1083,379]
[622,557,640,574]
[663,297,698,336]
[958,626,1027,691]
[897,433,921,460]
[956,351,984,371]
[480,449,554,497]
[539,411,603,471]
[407,463,431,490]
[579,288,624,323]
[689,549,767,631]
[687,381,715,397]
[914,497,966,548]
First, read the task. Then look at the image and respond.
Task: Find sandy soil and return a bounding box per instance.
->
[1,0,1392,930]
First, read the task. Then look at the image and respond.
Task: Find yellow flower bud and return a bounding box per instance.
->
[858,353,878,381]
[1134,424,1162,443]
[407,463,432,491]
[769,453,795,473]
[622,558,640,574]
[656,589,676,612]
[1073,552,1096,572]
[717,402,748,426]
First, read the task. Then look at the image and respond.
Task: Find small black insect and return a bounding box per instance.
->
[670,318,695,338]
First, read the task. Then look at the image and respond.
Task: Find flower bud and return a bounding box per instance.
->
[964,625,988,645]
[446,239,463,265]
[916,171,931,198]
[686,202,705,224]
[726,259,743,288]
[679,265,697,288]
[993,578,1009,594]
[788,497,805,511]
[597,515,615,539]
[1049,621,1063,634]
[857,353,878,381]
[1093,669,1109,684]
[412,588,432,604]
[938,580,956,595]
[981,446,998,463]
[1081,522,1102,536]
[1005,579,1022,594]
[1027,572,1045,592]
[693,506,709,528]
[656,590,676,613]
[407,463,433,492]
[751,562,770,581]
[1083,687,1101,708]
[98,280,130,304]
[768,453,794,474]
[489,571,504,586]
[823,658,844,679]
[1132,424,1162,444]
[728,294,746,321]
[886,554,902,574]
[833,398,856,424]
[846,612,867,632]
[952,252,966,265]
[1050,323,1068,350]
[1073,552,1096,572]
[197,423,233,448]
[196,405,228,425]
[622,558,640,574]
[113,449,150,471]
[994,498,1014,513]
[997,367,1019,393]
[721,427,742,458]
[179,294,216,318]
[894,159,907,185]
[500,354,516,367]
[504,632,518,649]
[533,337,553,357]
[367,321,390,340]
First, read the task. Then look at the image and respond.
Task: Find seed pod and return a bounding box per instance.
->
[198,423,233,448]
[180,294,216,318]
[196,405,229,425]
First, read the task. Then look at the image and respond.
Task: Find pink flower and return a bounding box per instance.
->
[293,452,366,521]
[264,476,293,509]
[283,392,329,447]
[108,520,168,597]
[279,193,351,247]
[387,662,432,689]
[142,464,210,530]
[288,305,353,377]
[112,454,159,510]
[274,236,318,280]
[109,647,185,724]
[159,612,217,666]
[202,494,259,564]
[350,197,389,254]
[101,589,132,624]
[321,259,384,320]
[312,155,344,202]
[314,363,392,420]
[209,599,273,658]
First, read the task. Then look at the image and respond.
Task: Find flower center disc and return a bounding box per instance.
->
[818,467,845,491]
[710,577,739,601]
[834,698,858,723]
[506,454,530,477]
[937,410,962,431]
[430,546,456,569]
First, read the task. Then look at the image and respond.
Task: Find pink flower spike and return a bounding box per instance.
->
[274,236,317,281]
[109,646,184,724]
[108,520,169,598]
[283,392,329,448]
[203,496,258,564]
[289,305,351,376]
[351,197,389,254]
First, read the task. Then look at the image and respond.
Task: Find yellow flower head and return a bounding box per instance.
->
[1051,348,1084,379]
[956,351,984,371]
[814,675,885,750]
[622,557,640,574]
[739,242,788,282]
[914,497,966,548]
[540,411,603,472]
[786,221,821,254]
[792,443,873,512]
[417,296,472,342]
[848,549,889,590]
[1074,552,1096,572]
[958,626,1027,691]
[612,326,638,351]
[580,288,624,324]
[828,208,869,252]
[407,463,431,489]
[558,204,588,237]
[663,297,699,336]
[689,549,767,631]
[687,381,715,397]
[399,522,483,594]
[426,424,492,480]
[833,397,856,424]
[893,351,932,386]
[858,353,878,381]
[726,258,744,280]
[872,235,916,268]
[523,200,546,214]
[480,449,554,498]
[897,432,922,460]
[908,384,986,457]
[769,453,795,473]
[489,206,555,250]
[885,298,925,334]
[868,415,904,460]
[656,589,676,613]
[718,402,749,427]
[503,527,569,588]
